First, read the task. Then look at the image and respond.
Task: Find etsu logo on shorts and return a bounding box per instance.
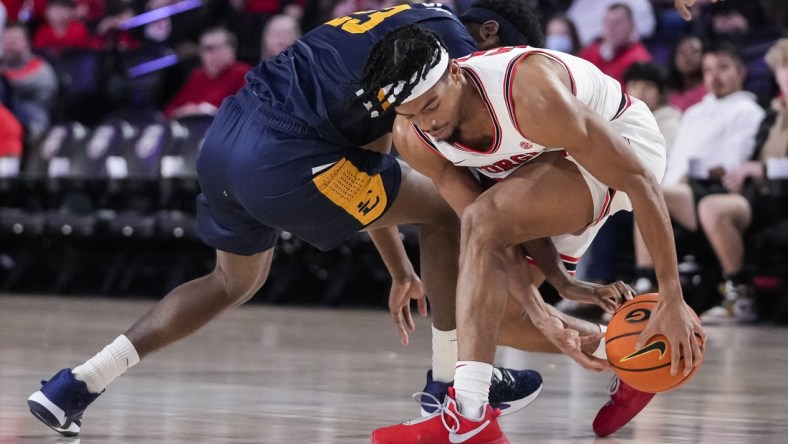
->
[478,153,538,174]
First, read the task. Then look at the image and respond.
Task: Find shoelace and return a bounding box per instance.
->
[412,392,461,433]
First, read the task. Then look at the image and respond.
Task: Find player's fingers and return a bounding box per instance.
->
[682,338,695,376]
[391,308,409,346]
[670,336,682,376]
[572,351,609,372]
[403,305,415,331]
[635,325,654,350]
[675,0,691,20]
[416,294,428,317]
[599,296,617,314]
[616,281,636,300]
[691,333,704,364]
[580,331,606,346]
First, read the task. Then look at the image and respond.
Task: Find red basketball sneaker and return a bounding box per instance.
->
[593,376,656,437]
[371,388,509,444]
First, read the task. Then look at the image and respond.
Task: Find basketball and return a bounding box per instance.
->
[605,294,704,393]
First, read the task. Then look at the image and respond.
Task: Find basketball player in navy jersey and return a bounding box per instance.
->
[27,1,637,437]
[361,25,706,443]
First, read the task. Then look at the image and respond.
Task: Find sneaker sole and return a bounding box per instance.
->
[27,391,80,437]
[494,382,543,416]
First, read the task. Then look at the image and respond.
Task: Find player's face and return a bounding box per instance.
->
[395,65,463,142]
[702,53,745,98]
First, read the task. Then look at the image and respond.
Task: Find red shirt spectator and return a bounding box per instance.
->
[3,0,47,22]
[32,0,91,53]
[578,3,652,84]
[0,103,23,158]
[164,62,250,118]
[579,40,652,84]
[164,28,250,119]
[33,20,90,51]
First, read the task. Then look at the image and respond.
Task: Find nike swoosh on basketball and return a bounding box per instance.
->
[449,419,491,443]
[622,340,667,362]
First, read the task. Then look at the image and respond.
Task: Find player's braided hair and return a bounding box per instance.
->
[358,24,447,117]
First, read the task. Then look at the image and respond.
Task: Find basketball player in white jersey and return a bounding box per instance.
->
[359,25,706,443]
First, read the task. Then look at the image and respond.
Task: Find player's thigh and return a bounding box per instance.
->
[470,150,595,245]
[366,161,457,230]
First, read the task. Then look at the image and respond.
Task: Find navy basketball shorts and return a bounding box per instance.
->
[195,89,401,255]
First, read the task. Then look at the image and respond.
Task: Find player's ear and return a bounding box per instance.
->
[479,20,501,47]
[448,60,462,82]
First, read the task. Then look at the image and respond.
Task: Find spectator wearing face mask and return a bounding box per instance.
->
[544,14,580,55]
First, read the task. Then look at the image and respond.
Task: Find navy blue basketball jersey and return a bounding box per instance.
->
[244,3,477,147]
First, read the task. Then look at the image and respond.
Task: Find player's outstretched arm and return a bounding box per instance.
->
[368,226,426,346]
[510,56,704,375]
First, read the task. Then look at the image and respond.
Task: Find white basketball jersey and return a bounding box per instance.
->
[411,46,630,180]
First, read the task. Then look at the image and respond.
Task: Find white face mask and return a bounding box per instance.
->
[545,34,573,54]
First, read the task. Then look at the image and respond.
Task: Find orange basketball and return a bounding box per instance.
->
[605,294,704,393]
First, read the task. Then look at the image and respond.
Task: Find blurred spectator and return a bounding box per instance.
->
[544,14,580,55]
[0,102,23,161]
[567,0,655,47]
[74,0,105,25]
[698,39,788,323]
[578,3,652,84]
[633,43,765,294]
[260,14,300,61]
[0,3,6,36]
[667,35,706,112]
[94,0,140,51]
[3,0,47,24]
[624,61,681,151]
[1,22,58,140]
[164,27,250,119]
[32,0,91,55]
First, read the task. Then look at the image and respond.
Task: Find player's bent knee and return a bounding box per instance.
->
[461,201,507,248]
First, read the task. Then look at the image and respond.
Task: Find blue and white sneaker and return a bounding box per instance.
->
[27,368,102,437]
[420,367,543,416]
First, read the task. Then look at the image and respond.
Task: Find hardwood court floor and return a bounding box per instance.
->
[1,295,787,444]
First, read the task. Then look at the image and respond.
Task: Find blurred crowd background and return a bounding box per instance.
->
[0,0,786,324]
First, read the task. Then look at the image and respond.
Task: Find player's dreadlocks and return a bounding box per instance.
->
[358,24,446,117]
[461,0,544,47]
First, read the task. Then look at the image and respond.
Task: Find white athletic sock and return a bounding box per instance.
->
[431,326,457,383]
[593,324,607,359]
[73,335,140,394]
[453,361,493,420]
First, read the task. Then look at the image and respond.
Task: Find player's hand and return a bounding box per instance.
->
[388,273,428,346]
[636,296,706,376]
[675,0,724,21]
[557,279,634,313]
[534,315,609,372]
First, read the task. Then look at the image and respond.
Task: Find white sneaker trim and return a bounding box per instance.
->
[28,391,66,425]
[449,419,492,443]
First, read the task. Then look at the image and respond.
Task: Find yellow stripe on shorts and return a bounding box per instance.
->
[312,158,387,225]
